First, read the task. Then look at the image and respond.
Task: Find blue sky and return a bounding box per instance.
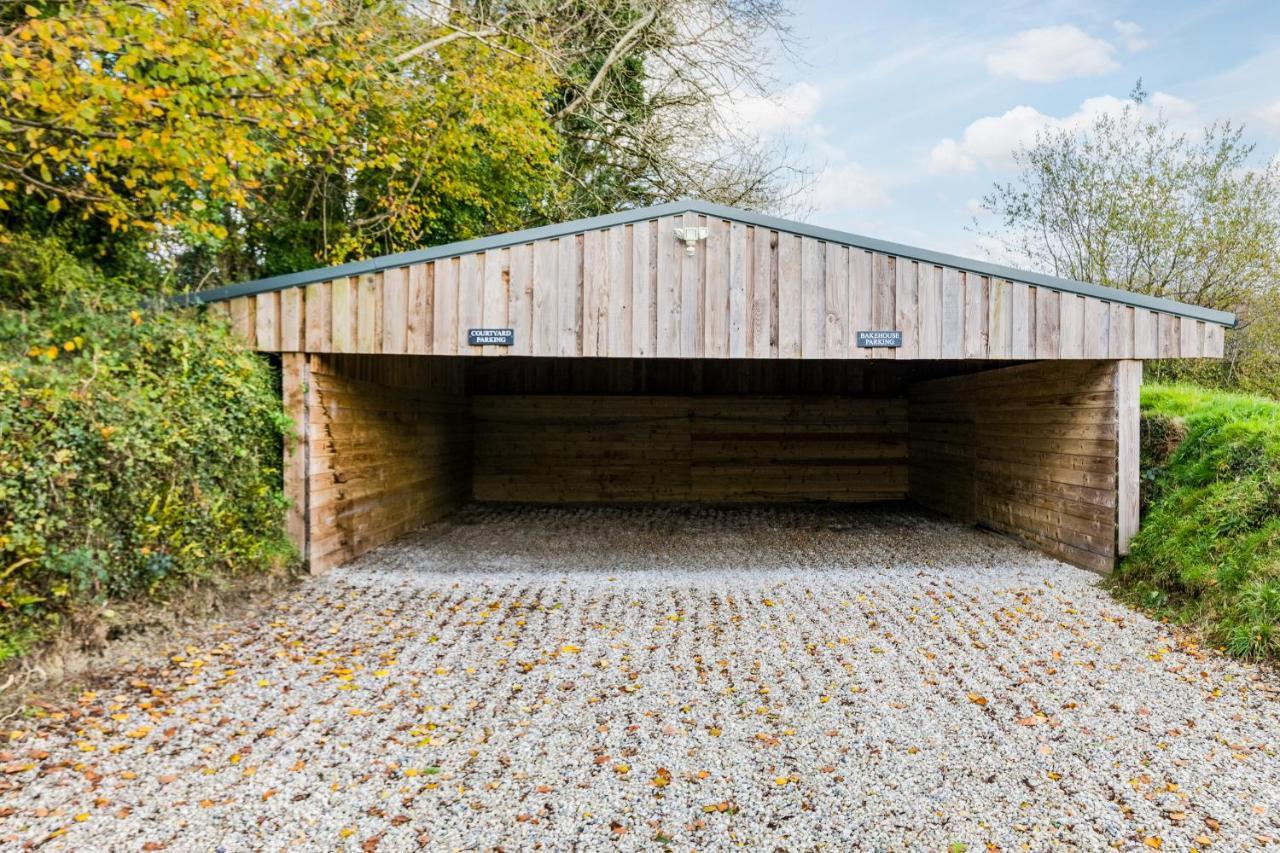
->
[741,0,1280,262]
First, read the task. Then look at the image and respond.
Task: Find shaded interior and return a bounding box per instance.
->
[303,356,1121,574]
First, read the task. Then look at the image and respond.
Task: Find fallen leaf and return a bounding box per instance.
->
[1143,838,1162,850]
[968,693,988,707]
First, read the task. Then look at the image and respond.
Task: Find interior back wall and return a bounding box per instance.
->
[472,394,908,503]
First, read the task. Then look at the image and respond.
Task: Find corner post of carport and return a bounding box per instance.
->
[281,352,311,570]
[1116,359,1142,557]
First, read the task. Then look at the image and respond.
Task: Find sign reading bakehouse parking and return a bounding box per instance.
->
[856,330,903,348]
[468,328,514,347]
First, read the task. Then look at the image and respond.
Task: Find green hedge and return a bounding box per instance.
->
[0,288,294,662]
[1111,383,1280,659]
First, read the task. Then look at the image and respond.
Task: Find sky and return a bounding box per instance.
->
[735,0,1280,262]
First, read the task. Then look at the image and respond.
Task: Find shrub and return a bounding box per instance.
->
[0,271,294,662]
[1111,383,1280,659]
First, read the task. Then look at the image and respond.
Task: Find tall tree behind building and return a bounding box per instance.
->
[976,85,1280,393]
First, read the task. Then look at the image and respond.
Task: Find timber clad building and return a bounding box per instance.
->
[189,200,1235,575]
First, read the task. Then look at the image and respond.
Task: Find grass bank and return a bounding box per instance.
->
[1109,382,1280,659]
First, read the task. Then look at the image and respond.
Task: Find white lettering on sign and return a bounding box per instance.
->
[856,330,903,348]
[468,328,514,346]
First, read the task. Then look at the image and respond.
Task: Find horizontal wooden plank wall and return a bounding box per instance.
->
[208,213,1226,360]
[306,354,470,572]
[472,396,908,503]
[908,361,1122,573]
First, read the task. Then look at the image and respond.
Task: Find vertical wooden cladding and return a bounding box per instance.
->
[909,360,1126,573]
[218,213,1227,360]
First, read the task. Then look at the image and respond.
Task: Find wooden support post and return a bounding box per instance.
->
[281,353,311,570]
[1116,359,1142,558]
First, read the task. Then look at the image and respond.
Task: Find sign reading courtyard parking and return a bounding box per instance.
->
[856,330,903,348]
[468,328,514,346]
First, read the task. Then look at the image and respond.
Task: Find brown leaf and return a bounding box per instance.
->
[157,774,177,784]
[968,693,988,707]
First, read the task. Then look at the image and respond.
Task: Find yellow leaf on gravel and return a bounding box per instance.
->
[373,669,390,677]
[73,813,88,822]
[340,828,354,838]
[774,776,790,785]
[967,693,988,706]
[1144,838,1162,849]
[561,644,581,654]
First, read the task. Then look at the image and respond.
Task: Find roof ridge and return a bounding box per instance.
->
[178,199,1236,327]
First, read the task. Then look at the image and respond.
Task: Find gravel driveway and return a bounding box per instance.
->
[3,504,1279,851]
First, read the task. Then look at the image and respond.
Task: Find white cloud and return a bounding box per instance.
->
[925,138,976,175]
[1259,100,1280,134]
[726,82,823,136]
[1112,20,1149,52]
[985,25,1119,83]
[810,162,890,213]
[1150,91,1196,117]
[925,92,1197,174]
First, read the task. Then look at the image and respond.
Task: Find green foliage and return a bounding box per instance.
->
[1111,383,1280,659]
[1,0,560,286]
[979,83,1280,394]
[0,245,293,662]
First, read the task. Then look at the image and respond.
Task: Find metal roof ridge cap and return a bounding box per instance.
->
[178,196,1236,327]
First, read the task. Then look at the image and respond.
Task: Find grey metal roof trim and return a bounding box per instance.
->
[180,198,1237,327]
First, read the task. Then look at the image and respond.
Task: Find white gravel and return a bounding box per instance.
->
[2,504,1279,851]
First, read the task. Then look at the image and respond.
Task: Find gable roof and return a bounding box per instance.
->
[181,198,1236,327]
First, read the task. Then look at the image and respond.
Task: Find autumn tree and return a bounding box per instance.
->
[0,0,560,284]
[977,86,1280,392]
[440,0,802,219]
[1,0,801,288]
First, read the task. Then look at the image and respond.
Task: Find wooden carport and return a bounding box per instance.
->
[186,199,1235,574]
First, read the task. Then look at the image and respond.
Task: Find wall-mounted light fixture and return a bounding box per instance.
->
[673,226,709,256]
